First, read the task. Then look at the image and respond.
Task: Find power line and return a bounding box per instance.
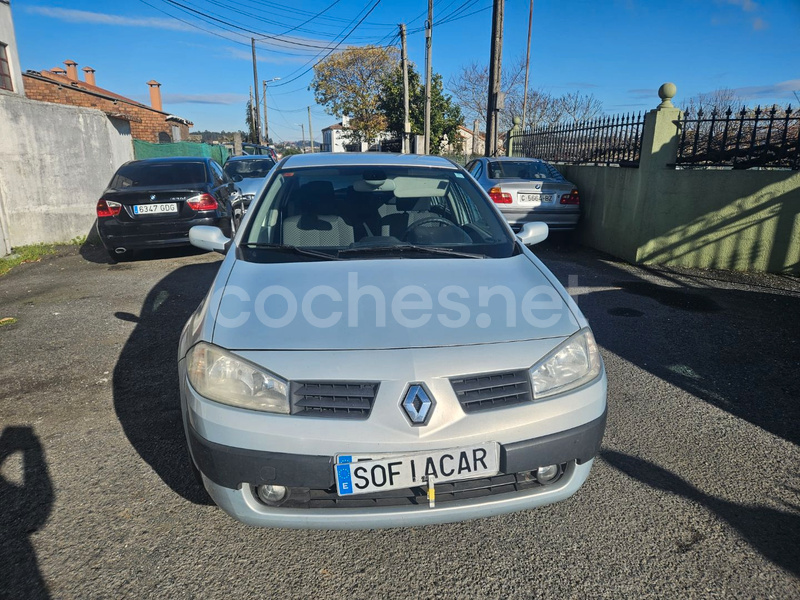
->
[271,0,385,88]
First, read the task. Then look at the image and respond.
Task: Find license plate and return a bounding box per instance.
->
[133,203,178,214]
[518,194,552,204]
[334,442,500,496]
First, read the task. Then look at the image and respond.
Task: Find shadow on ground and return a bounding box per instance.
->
[602,450,800,577]
[537,242,800,446]
[112,260,220,504]
[0,426,53,599]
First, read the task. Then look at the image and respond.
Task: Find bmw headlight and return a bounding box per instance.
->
[186,342,289,413]
[530,328,602,399]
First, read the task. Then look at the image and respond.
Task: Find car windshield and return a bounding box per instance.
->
[241,165,516,261]
[224,158,275,180]
[111,162,207,188]
[488,160,562,180]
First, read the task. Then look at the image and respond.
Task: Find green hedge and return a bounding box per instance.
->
[133,140,229,164]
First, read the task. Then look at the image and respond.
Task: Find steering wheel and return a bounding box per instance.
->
[403,217,469,242]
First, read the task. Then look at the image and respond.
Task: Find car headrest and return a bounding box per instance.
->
[298,181,335,214]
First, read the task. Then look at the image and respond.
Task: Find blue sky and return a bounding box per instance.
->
[9,0,800,144]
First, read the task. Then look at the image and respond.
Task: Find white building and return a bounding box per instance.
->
[320,115,393,152]
[0,0,24,95]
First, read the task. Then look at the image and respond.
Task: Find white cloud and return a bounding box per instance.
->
[730,79,800,103]
[22,6,195,32]
[162,93,248,105]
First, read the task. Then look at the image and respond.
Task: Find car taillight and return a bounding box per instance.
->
[488,187,512,204]
[187,193,218,211]
[560,189,580,205]
[96,198,122,218]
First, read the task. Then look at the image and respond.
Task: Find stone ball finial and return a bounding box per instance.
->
[513,116,521,126]
[657,82,677,109]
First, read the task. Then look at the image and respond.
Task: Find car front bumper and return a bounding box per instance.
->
[179,340,607,528]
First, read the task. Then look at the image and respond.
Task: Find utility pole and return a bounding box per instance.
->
[251,38,263,145]
[521,0,534,129]
[262,80,268,144]
[423,0,433,154]
[307,107,314,153]
[485,0,504,156]
[262,77,280,146]
[472,119,480,156]
[299,124,306,152]
[400,23,411,154]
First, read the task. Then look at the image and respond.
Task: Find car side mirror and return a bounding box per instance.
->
[189,226,230,254]
[516,222,549,245]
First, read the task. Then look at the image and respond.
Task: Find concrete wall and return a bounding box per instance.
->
[0,0,25,95]
[0,91,134,253]
[541,96,800,276]
[559,164,800,275]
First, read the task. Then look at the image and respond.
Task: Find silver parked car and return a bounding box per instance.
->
[466,157,580,231]
[222,155,276,230]
[180,153,606,529]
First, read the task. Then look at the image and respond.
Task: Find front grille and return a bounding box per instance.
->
[450,370,533,413]
[292,382,379,419]
[295,471,558,509]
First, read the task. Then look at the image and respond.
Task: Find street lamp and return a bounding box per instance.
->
[297,123,305,153]
[262,77,280,145]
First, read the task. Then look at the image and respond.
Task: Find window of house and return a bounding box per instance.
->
[0,44,14,92]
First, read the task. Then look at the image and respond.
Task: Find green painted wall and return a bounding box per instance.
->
[558,164,800,275]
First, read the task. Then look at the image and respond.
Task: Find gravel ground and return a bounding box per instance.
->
[0,241,798,600]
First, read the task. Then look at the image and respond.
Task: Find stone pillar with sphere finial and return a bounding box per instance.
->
[638,82,684,172]
[506,116,522,157]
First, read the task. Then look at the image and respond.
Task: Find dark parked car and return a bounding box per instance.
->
[96,157,236,259]
[465,157,580,232]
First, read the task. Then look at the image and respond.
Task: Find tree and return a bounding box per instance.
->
[311,45,399,146]
[681,88,745,115]
[449,57,604,131]
[379,64,464,154]
[244,99,258,143]
[557,91,603,124]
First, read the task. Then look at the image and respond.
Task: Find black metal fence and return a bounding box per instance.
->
[508,112,646,167]
[677,105,799,169]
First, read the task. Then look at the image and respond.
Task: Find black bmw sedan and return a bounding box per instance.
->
[96,157,236,260]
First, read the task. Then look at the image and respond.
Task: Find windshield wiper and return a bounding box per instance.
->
[338,244,486,259]
[239,243,343,261]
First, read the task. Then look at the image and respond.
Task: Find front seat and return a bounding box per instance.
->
[282,181,354,247]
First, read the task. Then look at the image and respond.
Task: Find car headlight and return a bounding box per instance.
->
[529,328,602,399]
[186,342,289,413]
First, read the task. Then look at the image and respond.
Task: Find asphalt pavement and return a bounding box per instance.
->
[0,241,798,599]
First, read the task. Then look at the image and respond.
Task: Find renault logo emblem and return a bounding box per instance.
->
[402,384,434,426]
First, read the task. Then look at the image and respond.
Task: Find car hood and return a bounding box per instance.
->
[235,178,267,196]
[211,253,579,351]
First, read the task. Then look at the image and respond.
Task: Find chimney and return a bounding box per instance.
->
[51,67,67,76]
[64,60,78,81]
[82,66,96,86]
[147,80,162,111]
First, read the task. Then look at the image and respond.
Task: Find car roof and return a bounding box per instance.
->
[280,152,459,169]
[486,156,545,163]
[127,157,211,165]
[226,155,275,162]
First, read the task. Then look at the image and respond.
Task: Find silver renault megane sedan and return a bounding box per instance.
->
[179,152,606,529]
